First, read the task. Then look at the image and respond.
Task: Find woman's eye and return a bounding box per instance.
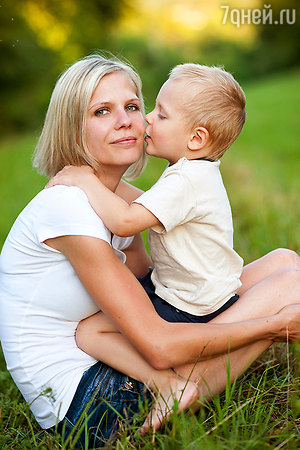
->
[158,113,166,119]
[95,108,109,116]
[126,104,140,112]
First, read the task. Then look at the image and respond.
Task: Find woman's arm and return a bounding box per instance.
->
[44,235,300,370]
[122,233,152,277]
[46,166,160,236]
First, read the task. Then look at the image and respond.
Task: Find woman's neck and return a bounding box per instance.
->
[96,166,127,192]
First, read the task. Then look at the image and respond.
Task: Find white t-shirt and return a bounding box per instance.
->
[0,186,133,429]
[134,157,243,315]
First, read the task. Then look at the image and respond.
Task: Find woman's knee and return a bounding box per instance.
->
[75,312,117,351]
[75,317,91,351]
[268,248,300,270]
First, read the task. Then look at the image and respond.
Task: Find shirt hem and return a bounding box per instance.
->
[153,282,242,316]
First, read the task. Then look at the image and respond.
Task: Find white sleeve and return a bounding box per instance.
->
[36,186,111,244]
[133,170,196,233]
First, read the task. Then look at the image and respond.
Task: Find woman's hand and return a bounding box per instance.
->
[45,165,96,189]
[272,304,300,342]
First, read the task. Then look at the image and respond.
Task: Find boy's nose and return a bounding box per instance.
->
[145,111,152,124]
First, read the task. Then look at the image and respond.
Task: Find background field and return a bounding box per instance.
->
[1,67,299,255]
[0,67,299,448]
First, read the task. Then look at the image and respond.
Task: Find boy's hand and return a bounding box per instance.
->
[45,165,96,189]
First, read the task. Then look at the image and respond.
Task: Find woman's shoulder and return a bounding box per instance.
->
[40,185,106,223]
[28,185,93,215]
[10,185,110,247]
[20,185,107,235]
[38,184,89,203]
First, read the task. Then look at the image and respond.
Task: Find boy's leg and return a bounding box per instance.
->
[140,267,300,434]
[76,312,198,426]
[176,267,300,382]
[138,253,300,432]
[238,248,300,295]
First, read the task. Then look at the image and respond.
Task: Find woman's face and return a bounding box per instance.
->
[86,71,145,174]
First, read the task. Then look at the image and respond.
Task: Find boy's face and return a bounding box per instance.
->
[145,79,192,164]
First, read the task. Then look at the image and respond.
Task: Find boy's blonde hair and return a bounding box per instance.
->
[33,53,147,179]
[169,64,246,160]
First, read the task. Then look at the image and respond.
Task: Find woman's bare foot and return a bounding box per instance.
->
[138,376,199,435]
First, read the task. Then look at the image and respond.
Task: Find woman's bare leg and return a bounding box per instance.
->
[76,312,198,424]
[76,312,172,388]
[78,250,300,433]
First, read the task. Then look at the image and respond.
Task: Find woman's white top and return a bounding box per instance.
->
[134,157,243,315]
[0,186,133,429]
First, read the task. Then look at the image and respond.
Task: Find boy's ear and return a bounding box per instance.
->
[188,127,210,151]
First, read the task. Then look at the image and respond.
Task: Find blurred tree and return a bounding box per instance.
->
[253,0,300,75]
[190,0,300,84]
[1,0,299,136]
[111,35,182,110]
[0,1,57,135]
[0,0,129,135]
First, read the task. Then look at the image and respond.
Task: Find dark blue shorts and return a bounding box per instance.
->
[57,362,152,448]
[138,269,240,323]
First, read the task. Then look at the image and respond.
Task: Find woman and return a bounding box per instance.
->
[0,53,299,448]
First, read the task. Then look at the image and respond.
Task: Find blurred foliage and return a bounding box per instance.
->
[0,0,299,134]
[0,0,130,134]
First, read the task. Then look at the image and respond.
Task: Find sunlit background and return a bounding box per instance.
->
[0,0,299,256]
[1,0,299,131]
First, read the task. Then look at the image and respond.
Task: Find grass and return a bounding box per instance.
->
[0,67,300,448]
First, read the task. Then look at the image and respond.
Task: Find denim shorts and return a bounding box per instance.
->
[57,362,152,448]
[138,268,240,323]
[57,270,239,447]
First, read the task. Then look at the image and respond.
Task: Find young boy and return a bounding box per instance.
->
[48,63,246,429]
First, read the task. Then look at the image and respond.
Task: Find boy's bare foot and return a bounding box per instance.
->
[138,376,199,435]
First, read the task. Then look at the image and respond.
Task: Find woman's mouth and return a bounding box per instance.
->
[111,136,137,145]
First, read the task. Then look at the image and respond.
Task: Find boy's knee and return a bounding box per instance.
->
[270,248,300,269]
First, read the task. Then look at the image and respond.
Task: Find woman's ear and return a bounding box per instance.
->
[188,127,210,151]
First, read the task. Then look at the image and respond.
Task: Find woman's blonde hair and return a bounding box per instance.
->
[33,53,147,179]
[169,64,246,160]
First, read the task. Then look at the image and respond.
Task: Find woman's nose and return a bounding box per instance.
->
[115,109,131,128]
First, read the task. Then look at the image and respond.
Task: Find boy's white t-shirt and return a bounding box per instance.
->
[0,186,133,429]
[134,157,243,315]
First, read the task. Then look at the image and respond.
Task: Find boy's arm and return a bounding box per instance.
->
[80,175,159,236]
[115,179,144,203]
[46,165,160,236]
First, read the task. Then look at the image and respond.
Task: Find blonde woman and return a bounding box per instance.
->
[0,54,299,448]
